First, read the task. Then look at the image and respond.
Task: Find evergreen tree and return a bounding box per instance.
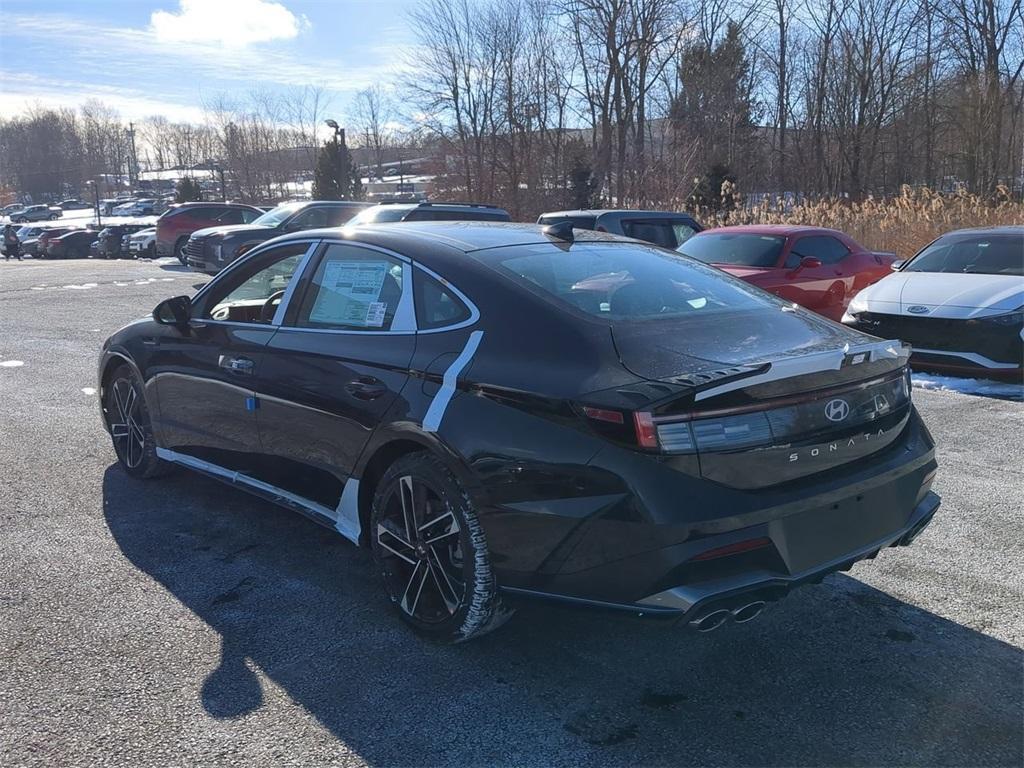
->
[174,176,202,203]
[670,22,758,191]
[312,134,362,200]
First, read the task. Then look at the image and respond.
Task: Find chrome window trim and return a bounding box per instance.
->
[412,262,482,334]
[191,237,322,306]
[271,241,322,326]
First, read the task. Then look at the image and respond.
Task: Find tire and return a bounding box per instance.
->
[102,364,173,479]
[370,452,513,643]
[48,214,58,220]
[175,237,188,265]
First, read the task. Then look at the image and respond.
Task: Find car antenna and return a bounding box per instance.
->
[542,220,574,242]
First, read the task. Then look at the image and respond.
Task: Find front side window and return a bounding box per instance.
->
[791,235,849,264]
[904,235,1023,276]
[285,206,334,230]
[203,243,310,323]
[488,242,775,321]
[680,233,786,267]
[294,243,405,331]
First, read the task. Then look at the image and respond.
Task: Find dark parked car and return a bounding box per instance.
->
[45,229,97,259]
[12,204,62,223]
[98,222,941,642]
[537,209,702,248]
[156,202,265,262]
[97,225,150,259]
[184,200,371,275]
[30,226,79,257]
[346,201,511,227]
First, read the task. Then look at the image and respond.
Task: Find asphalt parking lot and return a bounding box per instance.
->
[1,257,1022,768]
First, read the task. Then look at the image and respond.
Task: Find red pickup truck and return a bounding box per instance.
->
[678,225,898,321]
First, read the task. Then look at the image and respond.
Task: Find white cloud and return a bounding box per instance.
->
[150,0,308,47]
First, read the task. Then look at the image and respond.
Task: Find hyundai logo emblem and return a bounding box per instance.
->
[907,305,930,314]
[824,398,851,422]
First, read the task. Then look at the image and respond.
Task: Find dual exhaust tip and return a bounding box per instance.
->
[688,600,766,632]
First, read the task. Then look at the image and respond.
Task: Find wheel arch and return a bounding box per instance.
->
[353,426,479,547]
[98,351,145,432]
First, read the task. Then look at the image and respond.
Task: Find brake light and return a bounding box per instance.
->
[633,411,659,449]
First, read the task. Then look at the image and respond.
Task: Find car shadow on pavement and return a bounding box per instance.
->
[102,466,1023,768]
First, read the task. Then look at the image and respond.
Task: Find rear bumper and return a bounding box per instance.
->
[491,408,939,621]
[503,492,940,623]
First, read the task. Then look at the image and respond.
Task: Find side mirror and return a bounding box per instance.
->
[891,260,905,271]
[153,295,192,327]
[799,256,822,269]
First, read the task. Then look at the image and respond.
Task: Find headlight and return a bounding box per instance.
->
[213,243,223,259]
[978,308,1023,326]
[847,293,868,315]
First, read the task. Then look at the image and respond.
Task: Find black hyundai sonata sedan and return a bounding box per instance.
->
[98,222,940,642]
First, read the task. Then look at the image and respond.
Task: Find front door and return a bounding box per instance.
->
[149,241,314,469]
[779,234,854,319]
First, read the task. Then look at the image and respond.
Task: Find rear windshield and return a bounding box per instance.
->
[486,242,776,321]
[904,234,1023,276]
[679,233,786,267]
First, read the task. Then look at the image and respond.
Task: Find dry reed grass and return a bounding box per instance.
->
[702,185,1024,258]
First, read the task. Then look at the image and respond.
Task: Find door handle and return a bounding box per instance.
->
[219,355,255,375]
[345,377,386,400]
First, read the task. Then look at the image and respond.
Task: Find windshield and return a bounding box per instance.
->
[251,202,304,228]
[346,206,411,226]
[679,232,787,267]
[904,234,1023,276]
[486,242,779,321]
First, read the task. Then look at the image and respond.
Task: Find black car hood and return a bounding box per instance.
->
[611,305,896,390]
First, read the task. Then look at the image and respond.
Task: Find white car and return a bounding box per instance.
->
[127,227,157,258]
[842,226,1023,377]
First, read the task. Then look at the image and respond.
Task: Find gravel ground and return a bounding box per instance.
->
[1,257,1022,768]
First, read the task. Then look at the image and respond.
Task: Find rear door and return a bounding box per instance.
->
[149,241,314,468]
[253,241,416,518]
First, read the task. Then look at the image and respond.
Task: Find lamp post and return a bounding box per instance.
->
[325,119,346,199]
[86,180,101,229]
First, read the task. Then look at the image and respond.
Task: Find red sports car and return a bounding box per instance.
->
[678,225,898,321]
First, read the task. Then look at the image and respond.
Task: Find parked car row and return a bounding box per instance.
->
[8,222,160,260]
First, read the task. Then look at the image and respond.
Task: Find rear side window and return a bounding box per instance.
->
[791,235,849,264]
[294,243,405,331]
[414,270,471,329]
[216,209,245,225]
[489,242,773,320]
[621,220,678,249]
[326,207,364,226]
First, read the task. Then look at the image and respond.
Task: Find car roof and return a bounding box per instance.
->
[286,221,628,253]
[941,225,1024,237]
[373,201,510,213]
[693,224,853,237]
[540,209,697,220]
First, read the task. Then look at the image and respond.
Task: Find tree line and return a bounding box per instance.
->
[1,0,1021,218]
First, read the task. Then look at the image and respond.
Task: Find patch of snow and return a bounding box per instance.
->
[82,387,97,395]
[0,360,25,368]
[912,372,1023,401]
[62,283,98,290]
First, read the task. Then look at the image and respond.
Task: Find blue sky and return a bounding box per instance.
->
[0,0,418,122]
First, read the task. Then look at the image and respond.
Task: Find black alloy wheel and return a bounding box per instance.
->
[175,238,188,265]
[371,453,512,642]
[103,365,172,478]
